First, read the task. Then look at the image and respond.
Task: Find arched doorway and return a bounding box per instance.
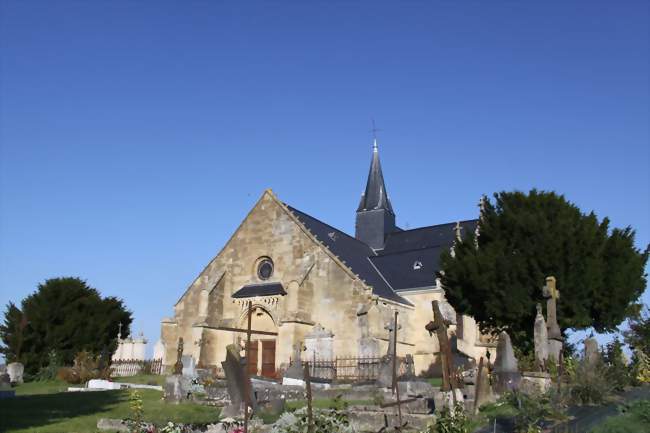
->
[237,305,278,378]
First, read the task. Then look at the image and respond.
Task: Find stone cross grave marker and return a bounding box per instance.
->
[173,338,184,375]
[542,276,563,361]
[303,361,314,433]
[425,300,460,399]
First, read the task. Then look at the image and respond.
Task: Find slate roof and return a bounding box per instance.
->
[287,203,479,304]
[232,282,287,298]
[287,205,409,305]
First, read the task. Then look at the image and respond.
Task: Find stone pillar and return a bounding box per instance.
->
[584,337,601,367]
[533,304,549,370]
[542,276,563,362]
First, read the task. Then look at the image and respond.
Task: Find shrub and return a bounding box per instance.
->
[34,350,62,381]
[424,403,471,433]
[499,391,565,433]
[270,406,355,433]
[631,350,650,385]
[564,356,613,405]
[56,351,111,384]
[602,338,632,391]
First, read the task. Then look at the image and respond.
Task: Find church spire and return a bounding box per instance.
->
[355,136,396,250]
[357,138,394,214]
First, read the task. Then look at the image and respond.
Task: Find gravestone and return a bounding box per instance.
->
[403,354,415,379]
[543,276,563,362]
[377,315,400,389]
[304,324,334,360]
[221,344,256,418]
[7,362,24,385]
[164,337,190,403]
[173,338,184,375]
[492,331,521,393]
[181,355,197,378]
[533,303,549,370]
[283,343,303,381]
[385,315,401,358]
[584,337,600,367]
[0,373,15,399]
[474,361,493,411]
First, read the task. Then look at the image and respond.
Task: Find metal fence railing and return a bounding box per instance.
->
[110,359,163,377]
[289,356,410,382]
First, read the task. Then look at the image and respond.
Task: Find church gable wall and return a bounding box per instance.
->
[162,191,376,367]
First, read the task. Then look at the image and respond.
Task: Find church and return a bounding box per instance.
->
[160,140,495,377]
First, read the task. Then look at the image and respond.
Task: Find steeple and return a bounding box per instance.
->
[357,139,394,214]
[355,138,396,250]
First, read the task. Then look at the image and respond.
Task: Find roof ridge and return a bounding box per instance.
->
[373,245,445,257]
[389,218,479,235]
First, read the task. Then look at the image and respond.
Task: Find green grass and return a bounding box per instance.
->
[113,374,165,387]
[0,381,220,433]
[589,399,650,433]
[13,379,70,396]
[426,377,443,387]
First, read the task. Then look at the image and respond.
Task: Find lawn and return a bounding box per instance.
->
[0,380,220,433]
[589,399,650,433]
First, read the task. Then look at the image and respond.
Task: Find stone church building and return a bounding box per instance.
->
[160,141,494,377]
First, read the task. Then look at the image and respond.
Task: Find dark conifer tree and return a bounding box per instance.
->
[440,190,648,350]
[0,277,132,375]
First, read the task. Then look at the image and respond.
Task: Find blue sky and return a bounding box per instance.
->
[1,1,648,357]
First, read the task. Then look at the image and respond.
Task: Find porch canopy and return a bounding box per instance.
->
[231,282,286,299]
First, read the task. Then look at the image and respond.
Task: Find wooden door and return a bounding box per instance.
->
[246,340,258,376]
[261,340,276,378]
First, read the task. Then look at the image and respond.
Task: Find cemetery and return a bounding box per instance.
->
[1,274,649,433]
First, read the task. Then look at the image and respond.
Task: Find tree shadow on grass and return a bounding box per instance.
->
[0,389,125,432]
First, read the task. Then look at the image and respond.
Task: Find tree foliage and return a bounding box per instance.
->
[440,190,648,349]
[0,277,132,376]
[624,306,650,355]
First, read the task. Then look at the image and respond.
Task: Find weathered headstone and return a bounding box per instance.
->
[534,303,549,370]
[584,337,600,367]
[473,358,492,412]
[181,355,197,378]
[282,343,303,380]
[492,331,521,393]
[164,375,191,403]
[6,362,24,385]
[377,314,400,389]
[0,372,15,399]
[543,276,563,362]
[221,344,256,418]
[304,324,334,360]
[173,338,184,375]
[385,315,402,358]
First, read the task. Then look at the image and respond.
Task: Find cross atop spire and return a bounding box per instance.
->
[370,118,382,153]
[357,137,393,214]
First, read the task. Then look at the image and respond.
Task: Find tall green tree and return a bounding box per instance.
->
[0,277,132,375]
[440,190,648,350]
[624,306,650,355]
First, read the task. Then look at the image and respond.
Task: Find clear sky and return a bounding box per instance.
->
[1,1,648,357]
